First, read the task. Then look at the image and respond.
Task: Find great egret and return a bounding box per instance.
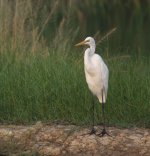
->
[75,37,109,137]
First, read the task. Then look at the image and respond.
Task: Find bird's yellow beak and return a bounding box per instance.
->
[75,40,87,47]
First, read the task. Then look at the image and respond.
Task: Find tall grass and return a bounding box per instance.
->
[0,51,150,127]
[1,0,150,53]
[0,0,150,127]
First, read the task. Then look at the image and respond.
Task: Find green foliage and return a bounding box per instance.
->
[0,52,149,127]
[0,0,150,53]
[108,57,150,127]
[0,0,150,127]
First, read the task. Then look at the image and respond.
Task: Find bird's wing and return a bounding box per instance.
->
[101,62,109,94]
[93,54,109,93]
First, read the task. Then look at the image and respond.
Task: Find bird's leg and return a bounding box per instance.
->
[81,96,96,136]
[97,103,110,137]
[97,91,110,137]
[89,96,96,135]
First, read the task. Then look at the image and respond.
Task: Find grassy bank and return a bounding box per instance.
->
[0,51,149,128]
[0,0,150,128]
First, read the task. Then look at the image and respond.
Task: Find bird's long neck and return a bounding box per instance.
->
[84,44,95,58]
[90,44,95,55]
[84,44,95,68]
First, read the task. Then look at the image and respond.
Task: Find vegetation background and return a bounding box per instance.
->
[0,0,150,128]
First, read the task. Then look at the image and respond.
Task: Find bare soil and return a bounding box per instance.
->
[0,122,150,156]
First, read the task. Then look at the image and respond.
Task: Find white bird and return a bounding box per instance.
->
[75,37,110,136]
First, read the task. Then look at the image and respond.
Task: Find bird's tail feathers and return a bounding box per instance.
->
[98,88,107,103]
[98,96,106,103]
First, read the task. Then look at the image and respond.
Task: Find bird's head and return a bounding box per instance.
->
[75,37,95,47]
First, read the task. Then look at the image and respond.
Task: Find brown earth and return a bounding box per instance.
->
[0,121,150,156]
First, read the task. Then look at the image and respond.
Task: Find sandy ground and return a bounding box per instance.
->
[0,122,150,156]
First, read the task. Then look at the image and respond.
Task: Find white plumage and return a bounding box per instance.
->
[75,37,110,136]
[76,37,109,103]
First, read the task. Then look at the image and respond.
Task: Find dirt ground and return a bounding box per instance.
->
[0,121,150,156]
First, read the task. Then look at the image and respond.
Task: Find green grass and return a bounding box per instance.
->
[108,56,150,127]
[0,0,150,129]
[0,51,150,128]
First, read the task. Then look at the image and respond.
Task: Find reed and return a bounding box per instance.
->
[0,0,150,127]
[0,0,150,54]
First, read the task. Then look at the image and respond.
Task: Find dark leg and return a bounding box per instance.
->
[97,91,111,137]
[89,96,96,135]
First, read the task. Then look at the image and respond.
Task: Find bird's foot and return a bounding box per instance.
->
[97,128,111,137]
[81,127,96,136]
[88,127,96,135]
